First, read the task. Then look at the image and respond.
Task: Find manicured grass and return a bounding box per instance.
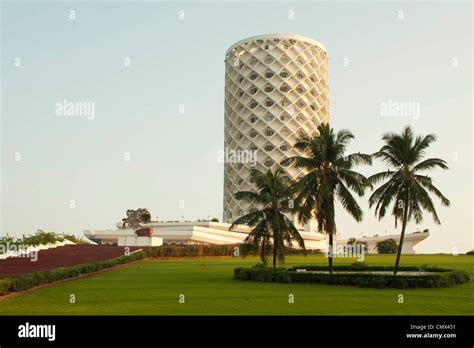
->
[0,254,472,315]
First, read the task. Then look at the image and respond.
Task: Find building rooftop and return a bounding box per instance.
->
[225,33,328,56]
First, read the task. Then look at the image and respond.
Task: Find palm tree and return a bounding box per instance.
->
[230,168,306,269]
[282,123,372,273]
[368,126,450,274]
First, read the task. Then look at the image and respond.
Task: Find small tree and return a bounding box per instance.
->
[230,168,305,269]
[211,218,219,222]
[376,238,398,254]
[346,237,368,253]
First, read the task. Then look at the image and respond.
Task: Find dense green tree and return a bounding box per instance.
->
[375,238,398,254]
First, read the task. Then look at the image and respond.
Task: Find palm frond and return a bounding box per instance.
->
[413,158,449,172]
[336,179,363,222]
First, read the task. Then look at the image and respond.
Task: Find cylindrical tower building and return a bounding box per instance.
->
[223,34,329,230]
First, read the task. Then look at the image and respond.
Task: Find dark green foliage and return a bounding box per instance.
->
[62,234,87,244]
[466,250,474,255]
[348,261,368,269]
[289,264,421,272]
[346,238,369,253]
[0,230,86,253]
[144,244,239,258]
[285,248,322,255]
[0,279,12,295]
[375,239,398,254]
[21,230,58,246]
[233,264,470,289]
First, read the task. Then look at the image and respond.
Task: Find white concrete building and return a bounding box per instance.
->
[84,221,327,250]
[84,222,429,254]
[84,227,162,247]
[338,231,430,254]
[223,34,329,230]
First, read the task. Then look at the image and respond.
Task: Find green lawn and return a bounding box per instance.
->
[0,254,472,315]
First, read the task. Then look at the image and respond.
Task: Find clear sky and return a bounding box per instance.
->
[1,1,472,253]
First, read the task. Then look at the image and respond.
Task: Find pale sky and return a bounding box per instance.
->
[1,1,472,253]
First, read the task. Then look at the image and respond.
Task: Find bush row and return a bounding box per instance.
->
[142,244,322,258]
[288,264,450,273]
[143,244,317,257]
[143,244,239,257]
[233,265,470,289]
[0,250,147,296]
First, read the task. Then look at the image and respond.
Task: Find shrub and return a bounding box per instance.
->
[250,267,274,282]
[289,264,421,272]
[346,238,369,253]
[0,279,12,295]
[466,250,474,255]
[22,230,58,246]
[376,239,398,254]
[233,264,470,289]
[234,267,250,280]
[349,261,368,269]
[285,248,323,255]
[0,230,83,252]
[63,234,87,244]
[274,270,292,283]
[144,244,239,258]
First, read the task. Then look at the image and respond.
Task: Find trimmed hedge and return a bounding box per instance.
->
[288,264,450,273]
[233,264,470,289]
[143,244,319,258]
[144,244,239,258]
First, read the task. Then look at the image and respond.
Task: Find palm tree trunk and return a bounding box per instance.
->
[328,233,333,274]
[394,194,409,275]
[272,243,277,270]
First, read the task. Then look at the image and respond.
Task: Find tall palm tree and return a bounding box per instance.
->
[368,126,450,274]
[230,168,306,269]
[282,123,372,273]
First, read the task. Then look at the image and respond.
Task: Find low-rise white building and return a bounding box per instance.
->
[84,221,429,254]
[338,231,430,254]
[84,221,326,250]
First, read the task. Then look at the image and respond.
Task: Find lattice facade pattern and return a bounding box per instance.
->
[223,34,329,228]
